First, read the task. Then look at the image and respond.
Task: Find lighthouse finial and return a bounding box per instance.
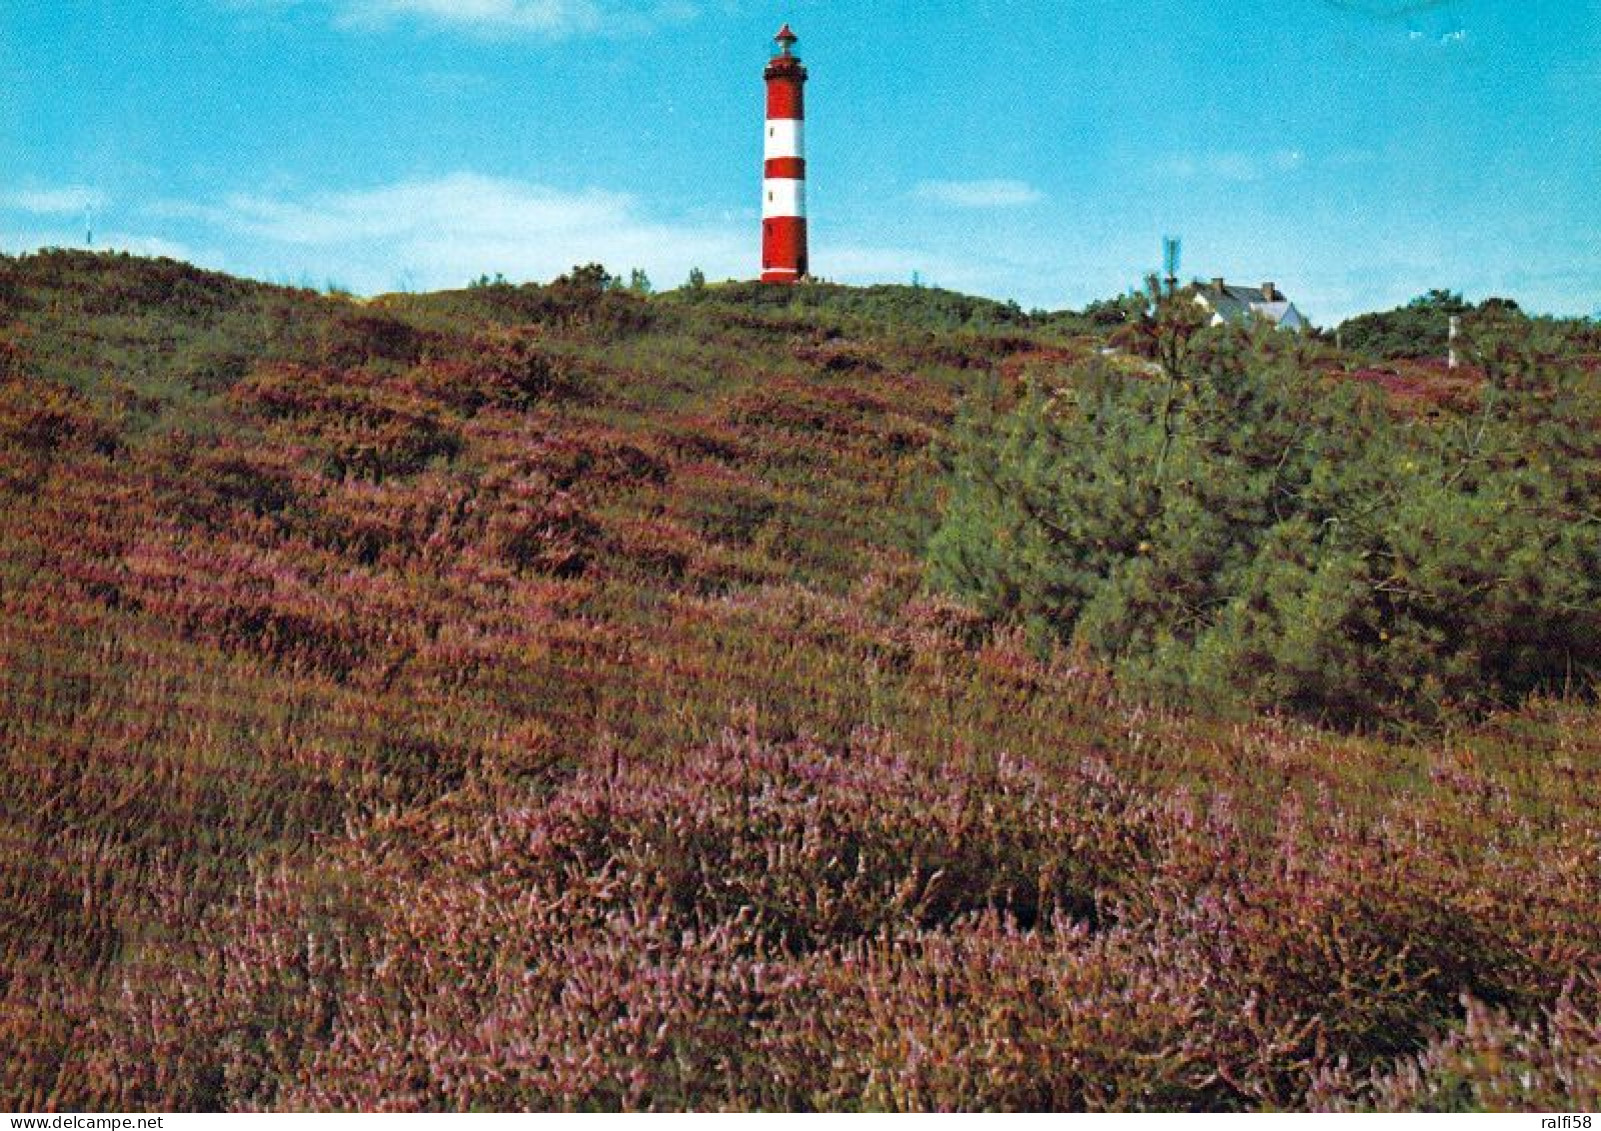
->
[775,23,797,53]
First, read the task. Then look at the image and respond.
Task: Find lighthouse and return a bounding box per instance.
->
[761,24,808,283]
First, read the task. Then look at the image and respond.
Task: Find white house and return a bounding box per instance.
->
[1192,278,1309,332]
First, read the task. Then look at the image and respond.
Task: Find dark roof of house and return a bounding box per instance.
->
[1192,281,1303,327]
[1204,283,1276,316]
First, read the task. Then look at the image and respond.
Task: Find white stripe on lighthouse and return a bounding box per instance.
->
[763,119,805,161]
[762,178,806,219]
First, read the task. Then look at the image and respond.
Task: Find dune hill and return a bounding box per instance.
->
[2,251,1598,1111]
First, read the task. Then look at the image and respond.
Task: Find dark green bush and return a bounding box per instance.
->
[1336,289,1472,360]
[929,301,1601,726]
[1332,290,1572,363]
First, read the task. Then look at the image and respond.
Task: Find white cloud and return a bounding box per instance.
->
[2,186,106,215]
[913,179,1044,209]
[336,0,604,35]
[1404,24,1469,47]
[143,172,1054,299]
[235,0,698,37]
[1157,148,1305,183]
[158,172,746,292]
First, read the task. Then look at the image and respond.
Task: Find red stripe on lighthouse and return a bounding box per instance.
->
[764,157,806,179]
[766,81,804,120]
[762,218,808,283]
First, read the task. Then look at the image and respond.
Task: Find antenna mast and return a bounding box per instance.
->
[1162,235,1182,294]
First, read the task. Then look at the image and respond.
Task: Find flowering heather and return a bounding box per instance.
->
[1,251,1598,1111]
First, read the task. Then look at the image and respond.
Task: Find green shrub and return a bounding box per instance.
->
[1336,289,1472,360]
[929,302,1601,726]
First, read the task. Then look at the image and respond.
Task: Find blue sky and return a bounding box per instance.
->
[2,0,1596,322]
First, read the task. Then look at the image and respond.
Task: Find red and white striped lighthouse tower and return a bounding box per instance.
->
[761,24,808,284]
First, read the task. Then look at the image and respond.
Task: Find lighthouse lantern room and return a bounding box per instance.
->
[761,23,808,283]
